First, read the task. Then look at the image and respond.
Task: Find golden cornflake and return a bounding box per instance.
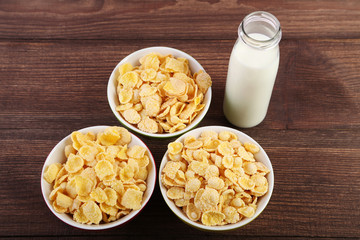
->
[203,139,221,152]
[193,149,210,162]
[140,68,157,82]
[218,141,234,156]
[207,177,225,190]
[251,174,268,187]
[201,210,225,226]
[195,70,212,94]
[44,163,62,184]
[127,145,146,159]
[56,192,73,209]
[204,165,219,180]
[238,205,255,218]
[162,161,181,179]
[118,63,133,77]
[198,187,220,211]
[122,108,141,124]
[166,186,185,200]
[174,170,186,186]
[138,117,158,133]
[167,142,183,155]
[104,187,118,206]
[186,203,201,221]
[119,71,139,89]
[140,53,160,71]
[243,162,257,175]
[179,102,196,120]
[95,160,114,181]
[230,197,245,208]
[66,178,78,198]
[121,188,143,210]
[222,155,234,169]
[254,162,270,175]
[73,207,89,224]
[100,203,118,217]
[65,154,84,173]
[111,180,125,195]
[116,102,133,112]
[135,155,150,168]
[118,88,133,104]
[139,85,157,97]
[90,187,108,204]
[189,161,208,176]
[82,201,102,224]
[65,144,76,158]
[237,146,254,162]
[78,145,98,163]
[53,201,67,213]
[224,169,238,184]
[135,167,148,181]
[98,129,120,146]
[120,164,135,182]
[223,206,240,224]
[238,175,255,190]
[75,175,93,197]
[174,198,189,207]
[185,178,201,193]
[164,57,185,73]
[244,142,260,154]
[251,185,268,197]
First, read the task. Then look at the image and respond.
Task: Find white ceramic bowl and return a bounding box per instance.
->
[159,126,274,231]
[41,125,156,230]
[107,46,212,138]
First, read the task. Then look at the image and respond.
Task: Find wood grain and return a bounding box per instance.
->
[0,39,359,238]
[0,129,359,237]
[0,0,359,238]
[0,39,359,130]
[0,0,359,40]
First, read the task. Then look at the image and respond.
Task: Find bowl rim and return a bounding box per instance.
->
[158,125,274,231]
[107,46,212,138]
[40,125,157,230]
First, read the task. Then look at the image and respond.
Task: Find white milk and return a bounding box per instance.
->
[223,12,281,128]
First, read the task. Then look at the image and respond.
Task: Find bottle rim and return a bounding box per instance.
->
[239,11,282,50]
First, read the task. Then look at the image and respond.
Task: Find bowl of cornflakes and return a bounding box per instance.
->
[107,46,212,138]
[41,126,156,230]
[159,126,274,231]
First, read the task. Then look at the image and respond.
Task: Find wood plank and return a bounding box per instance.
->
[0,237,352,240]
[0,39,359,130]
[284,39,360,129]
[0,237,357,240]
[0,129,359,237]
[0,0,359,40]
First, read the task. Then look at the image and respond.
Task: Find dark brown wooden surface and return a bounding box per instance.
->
[0,0,359,239]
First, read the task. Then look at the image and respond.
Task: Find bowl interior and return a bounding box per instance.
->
[159,126,274,231]
[107,46,212,138]
[41,125,156,230]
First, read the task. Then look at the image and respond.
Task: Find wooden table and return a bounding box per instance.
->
[1,0,359,239]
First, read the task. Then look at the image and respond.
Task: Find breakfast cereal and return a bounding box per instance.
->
[43,127,150,224]
[161,130,270,226]
[116,53,211,134]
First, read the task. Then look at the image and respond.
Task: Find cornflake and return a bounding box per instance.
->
[161,130,270,226]
[43,127,150,224]
[116,53,212,134]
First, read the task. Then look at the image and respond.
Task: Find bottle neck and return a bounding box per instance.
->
[238,11,282,50]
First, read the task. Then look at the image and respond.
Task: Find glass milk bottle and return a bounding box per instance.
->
[223,11,282,128]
